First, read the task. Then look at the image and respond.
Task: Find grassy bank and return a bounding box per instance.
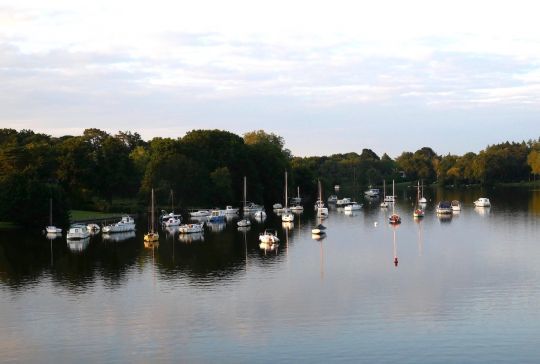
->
[70,210,127,222]
[0,221,18,229]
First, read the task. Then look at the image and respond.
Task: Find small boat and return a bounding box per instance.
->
[364,188,380,197]
[144,189,159,242]
[388,180,401,224]
[179,223,204,234]
[224,205,239,214]
[336,197,352,207]
[102,215,136,233]
[384,195,396,203]
[290,204,304,212]
[272,203,283,210]
[436,201,453,214]
[282,172,295,222]
[254,209,267,219]
[380,180,389,208]
[290,186,303,211]
[474,198,491,207]
[208,209,226,222]
[259,229,280,244]
[419,180,427,204]
[237,176,252,228]
[190,210,210,217]
[327,195,338,203]
[162,190,182,226]
[315,180,329,217]
[413,181,425,218]
[87,223,101,232]
[344,202,362,211]
[311,223,327,235]
[45,198,62,234]
[451,200,461,211]
[67,224,90,240]
[243,202,263,213]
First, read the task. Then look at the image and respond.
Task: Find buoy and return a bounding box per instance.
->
[374,221,378,227]
[394,256,399,266]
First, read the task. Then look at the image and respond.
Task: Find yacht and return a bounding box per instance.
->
[388,180,401,224]
[436,201,453,214]
[336,197,352,207]
[208,209,226,222]
[451,200,461,212]
[244,202,263,213]
[344,202,362,211]
[315,180,329,217]
[102,216,136,233]
[190,210,210,217]
[224,206,239,214]
[179,223,204,234]
[281,172,295,222]
[259,229,280,250]
[67,224,90,240]
[237,176,252,228]
[272,203,283,210]
[364,188,380,197]
[163,212,181,227]
[474,198,491,207]
[327,195,338,203]
[311,223,327,235]
[45,198,62,234]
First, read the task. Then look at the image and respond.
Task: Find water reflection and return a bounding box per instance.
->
[178,232,205,243]
[102,231,136,242]
[475,206,491,216]
[67,237,90,252]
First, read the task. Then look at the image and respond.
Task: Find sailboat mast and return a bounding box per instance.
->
[151,189,155,233]
[244,176,247,208]
[285,171,288,208]
[392,180,395,214]
[49,198,53,226]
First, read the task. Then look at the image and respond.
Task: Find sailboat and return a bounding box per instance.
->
[237,176,251,227]
[290,186,304,212]
[144,188,159,242]
[344,168,362,212]
[413,180,425,218]
[45,198,62,234]
[380,180,389,208]
[315,179,329,217]
[282,172,294,222]
[419,179,427,204]
[163,190,181,227]
[388,180,401,224]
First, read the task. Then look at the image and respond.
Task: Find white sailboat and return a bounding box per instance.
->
[388,180,401,224]
[413,180,425,218]
[380,180,389,208]
[144,188,159,242]
[316,179,329,217]
[163,190,181,227]
[290,186,304,211]
[419,179,427,204]
[282,172,294,222]
[45,198,62,234]
[237,176,251,227]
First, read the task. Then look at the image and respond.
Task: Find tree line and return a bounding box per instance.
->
[0,128,538,227]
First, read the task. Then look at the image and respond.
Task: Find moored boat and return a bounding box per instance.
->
[451,200,461,211]
[474,198,491,207]
[67,224,90,240]
[102,216,135,233]
[436,201,453,214]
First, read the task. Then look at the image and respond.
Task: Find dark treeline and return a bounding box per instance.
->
[0,128,539,227]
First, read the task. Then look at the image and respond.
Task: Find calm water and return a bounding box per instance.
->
[1,187,540,363]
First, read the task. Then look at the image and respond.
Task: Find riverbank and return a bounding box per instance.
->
[70,210,130,223]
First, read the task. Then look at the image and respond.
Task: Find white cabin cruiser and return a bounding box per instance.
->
[67,224,90,240]
[190,210,210,217]
[102,215,136,233]
[451,200,461,212]
[436,201,453,214]
[179,223,204,234]
[344,202,362,211]
[474,198,491,207]
[364,188,380,197]
[224,206,239,214]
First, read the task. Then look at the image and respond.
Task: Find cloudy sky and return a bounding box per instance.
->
[1,0,539,157]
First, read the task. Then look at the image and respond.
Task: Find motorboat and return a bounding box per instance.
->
[237,218,251,227]
[311,224,327,235]
[102,215,136,233]
[364,188,380,197]
[413,208,425,218]
[259,229,280,244]
[67,224,90,240]
[272,203,283,210]
[436,201,453,214]
[290,204,304,212]
[243,202,263,213]
[208,209,226,222]
[451,200,461,212]
[163,212,182,227]
[344,202,362,211]
[474,198,491,207]
[190,210,210,217]
[336,197,352,207]
[179,223,204,234]
[224,205,239,214]
[327,195,338,203]
[87,223,100,233]
[254,209,267,219]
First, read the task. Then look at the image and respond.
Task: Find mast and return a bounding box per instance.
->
[417,180,420,206]
[285,171,288,208]
[243,176,247,209]
[171,189,174,213]
[49,198,53,226]
[151,188,155,233]
[392,180,395,215]
[383,180,386,199]
[297,186,300,199]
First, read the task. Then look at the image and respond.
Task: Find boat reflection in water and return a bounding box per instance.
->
[282,221,294,230]
[207,222,225,233]
[67,236,90,253]
[102,231,136,242]
[46,232,62,241]
[437,213,453,223]
[475,206,491,216]
[178,232,204,243]
[164,226,180,237]
[144,240,159,249]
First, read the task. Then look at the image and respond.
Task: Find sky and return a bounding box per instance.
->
[1,0,540,157]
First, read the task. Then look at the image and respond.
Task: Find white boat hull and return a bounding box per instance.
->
[179,223,204,234]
